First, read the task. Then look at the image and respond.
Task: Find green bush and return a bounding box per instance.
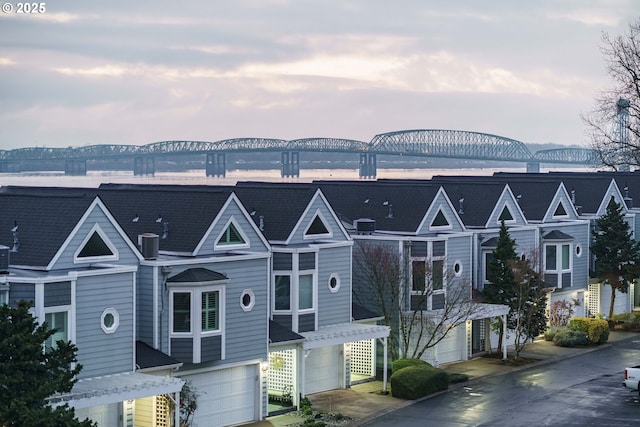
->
[568,317,609,345]
[449,373,469,384]
[392,358,432,373]
[544,326,562,341]
[610,312,640,330]
[389,365,450,400]
[552,328,590,347]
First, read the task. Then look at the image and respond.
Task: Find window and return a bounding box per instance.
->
[172,292,191,333]
[171,288,223,335]
[328,274,340,293]
[498,206,513,222]
[544,242,572,288]
[218,223,245,245]
[305,215,330,236]
[483,252,495,283]
[201,291,219,332]
[431,210,450,228]
[101,307,120,334]
[553,202,568,217]
[240,289,255,312]
[299,274,313,310]
[78,232,113,258]
[45,311,68,350]
[432,260,444,290]
[275,275,291,311]
[412,261,426,292]
[74,224,118,263]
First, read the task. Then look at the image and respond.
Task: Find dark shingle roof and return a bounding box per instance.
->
[269,320,305,344]
[97,184,234,253]
[428,179,508,226]
[167,268,227,283]
[233,182,318,242]
[315,180,440,233]
[543,230,574,240]
[0,188,97,267]
[352,303,381,321]
[136,341,181,370]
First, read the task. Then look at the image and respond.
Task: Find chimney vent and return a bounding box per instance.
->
[354,218,375,235]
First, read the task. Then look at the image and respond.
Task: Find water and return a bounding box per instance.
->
[0,166,592,188]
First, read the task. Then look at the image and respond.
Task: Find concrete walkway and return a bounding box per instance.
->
[243,331,637,427]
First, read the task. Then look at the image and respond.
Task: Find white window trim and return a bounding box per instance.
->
[409,242,447,304]
[544,242,572,288]
[100,307,120,334]
[496,205,517,225]
[482,250,495,285]
[273,272,293,314]
[328,273,341,293]
[552,201,571,219]
[73,223,119,264]
[214,216,250,250]
[429,206,454,231]
[240,289,255,312]
[297,270,317,314]
[43,305,72,346]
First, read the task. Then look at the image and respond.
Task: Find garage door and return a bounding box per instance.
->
[182,364,258,426]
[75,403,120,426]
[305,345,342,395]
[436,323,465,364]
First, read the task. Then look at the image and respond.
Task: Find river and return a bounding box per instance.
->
[0,166,594,188]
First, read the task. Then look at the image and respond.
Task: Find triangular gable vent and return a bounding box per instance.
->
[498,206,513,222]
[217,223,245,245]
[78,231,114,258]
[431,210,450,227]
[553,202,568,217]
[306,215,330,236]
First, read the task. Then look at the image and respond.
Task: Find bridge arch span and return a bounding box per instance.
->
[370,129,533,161]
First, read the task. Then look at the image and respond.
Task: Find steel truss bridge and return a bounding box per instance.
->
[0,129,598,177]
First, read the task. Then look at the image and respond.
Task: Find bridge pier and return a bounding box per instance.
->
[0,161,20,173]
[134,156,155,176]
[206,152,226,177]
[526,162,540,173]
[281,151,299,177]
[64,159,87,176]
[359,153,377,178]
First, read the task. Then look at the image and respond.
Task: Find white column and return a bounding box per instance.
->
[382,337,388,394]
[502,314,507,360]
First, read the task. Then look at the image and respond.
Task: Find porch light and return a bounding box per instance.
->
[261,361,269,372]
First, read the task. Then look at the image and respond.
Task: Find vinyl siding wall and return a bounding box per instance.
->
[75,271,136,378]
[317,244,352,326]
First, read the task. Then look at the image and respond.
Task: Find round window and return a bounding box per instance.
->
[453,261,463,276]
[101,308,119,334]
[575,244,582,257]
[328,274,341,293]
[240,289,255,312]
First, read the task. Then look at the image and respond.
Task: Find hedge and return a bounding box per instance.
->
[392,358,432,373]
[389,364,450,400]
[568,317,609,345]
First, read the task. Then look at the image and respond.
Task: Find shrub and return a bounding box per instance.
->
[568,317,609,345]
[552,328,590,347]
[544,326,562,341]
[392,358,432,373]
[449,373,469,384]
[389,365,450,400]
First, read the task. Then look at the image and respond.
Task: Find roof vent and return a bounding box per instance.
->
[0,245,9,274]
[139,233,159,260]
[354,218,375,235]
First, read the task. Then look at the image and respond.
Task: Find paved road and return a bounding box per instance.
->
[363,335,640,426]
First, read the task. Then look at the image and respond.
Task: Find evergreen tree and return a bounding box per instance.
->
[0,300,96,427]
[483,220,518,351]
[591,197,640,318]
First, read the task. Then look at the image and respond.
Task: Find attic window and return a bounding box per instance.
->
[218,223,245,245]
[431,210,450,228]
[553,202,568,217]
[78,232,114,258]
[306,215,329,236]
[498,206,513,222]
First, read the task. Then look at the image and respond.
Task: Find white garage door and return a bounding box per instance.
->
[183,364,258,427]
[436,324,465,364]
[75,403,120,427]
[305,345,342,395]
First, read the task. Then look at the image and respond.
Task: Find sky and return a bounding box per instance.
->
[0,1,638,151]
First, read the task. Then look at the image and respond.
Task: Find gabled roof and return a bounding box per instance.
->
[428,178,508,227]
[315,180,440,233]
[233,182,320,242]
[0,187,97,268]
[97,184,234,253]
[494,172,615,215]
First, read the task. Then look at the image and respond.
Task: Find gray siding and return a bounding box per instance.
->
[9,283,34,306]
[288,194,347,245]
[273,314,292,330]
[75,272,135,378]
[51,205,140,271]
[171,337,194,363]
[298,313,315,332]
[44,282,71,307]
[201,335,222,362]
[162,256,269,366]
[317,245,352,326]
[352,239,399,318]
[201,199,269,255]
[136,266,154,345]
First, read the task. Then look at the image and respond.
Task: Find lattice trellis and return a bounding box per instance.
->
[351,339,374,376]
[156,395,170,427]
[588,282,601,316]
[268,350,295,393]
